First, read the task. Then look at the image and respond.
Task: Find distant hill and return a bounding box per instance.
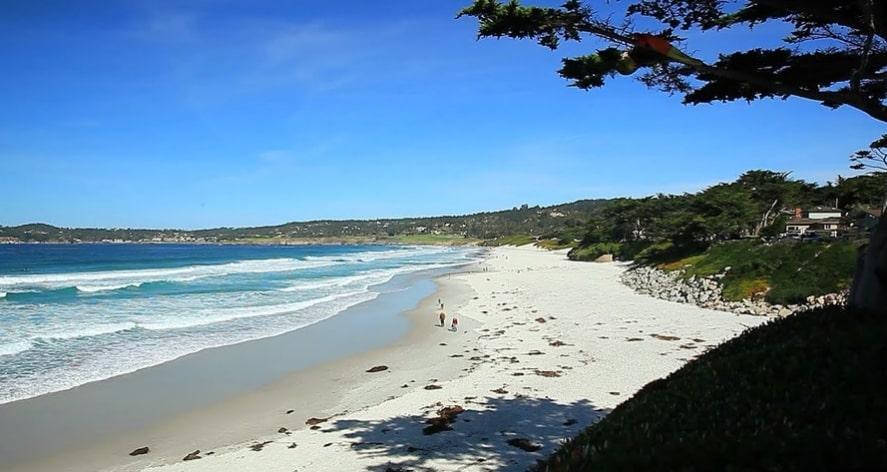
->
[0,199,611,244]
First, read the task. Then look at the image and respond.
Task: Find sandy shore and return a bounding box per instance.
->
[139,246,765,472]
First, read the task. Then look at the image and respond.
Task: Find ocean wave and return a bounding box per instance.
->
[0,290,380,405]
[137,290,367,331]
[1,322,144,358]
[35,322,140,342]
[75,282,143,293]
[0,340,32,357]
[303,246,453,263]
[0,247,461,294]
[277,260,472,293]
[277,270,396,292]
[0,246,479,404]
[0,258,334,293]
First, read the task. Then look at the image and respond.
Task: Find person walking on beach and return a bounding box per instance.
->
[439,311,446,327]
[451,316,458,332]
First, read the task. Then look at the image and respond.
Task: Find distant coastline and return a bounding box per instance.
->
[0,237,480,247]
[0,199,609,245]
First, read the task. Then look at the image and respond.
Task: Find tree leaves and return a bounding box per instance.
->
[459,0,887,122]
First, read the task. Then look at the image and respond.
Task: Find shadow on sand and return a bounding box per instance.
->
[329,395,609,471]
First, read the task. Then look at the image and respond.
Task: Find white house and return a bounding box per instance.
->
[785,207,845,238]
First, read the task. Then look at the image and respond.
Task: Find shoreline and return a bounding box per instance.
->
[0,263,482,472]
[0,239,481,247]
[3,246,767,472]
[146,246,766,472]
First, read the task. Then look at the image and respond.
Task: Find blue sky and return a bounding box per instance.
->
[2,1,883,229]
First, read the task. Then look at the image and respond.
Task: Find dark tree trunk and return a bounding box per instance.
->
[849,212,887,314]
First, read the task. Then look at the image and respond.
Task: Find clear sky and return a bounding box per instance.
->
[2,1,884,229]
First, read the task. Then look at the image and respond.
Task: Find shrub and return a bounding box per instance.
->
[615,240,654,260]
[567,242,622,261]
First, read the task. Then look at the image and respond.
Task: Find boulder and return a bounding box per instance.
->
[129,447,149,456]
[507,437,542,452]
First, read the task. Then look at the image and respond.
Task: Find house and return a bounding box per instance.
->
[785,207,845,238]
[806,206,843,219]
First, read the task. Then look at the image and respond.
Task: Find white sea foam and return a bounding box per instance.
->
[35,322,140,341]
[0,258,329,292]
[137,290,366,331]
[75,282,143,293]
[0,248,461,294]
[0,340,32,357]
[0,245,481,405]
[0,289,380,405]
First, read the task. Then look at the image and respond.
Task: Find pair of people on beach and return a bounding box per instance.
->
[438,311,458,331]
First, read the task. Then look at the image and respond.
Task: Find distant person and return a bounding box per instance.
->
[451,317,458,332]
[439,311,446,327]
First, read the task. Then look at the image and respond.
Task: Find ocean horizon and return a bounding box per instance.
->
[0,243,480,404]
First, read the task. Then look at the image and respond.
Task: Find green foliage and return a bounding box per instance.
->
[761,214,787,238]
[567,242,621,261]
[721,277,770,300]
[535,237,576,250]
[617,240,655,260]
[536,305,887,471]
[634,240,706,265]
[670,240,860,304]
[481,234,537,246]
[764,241,859,304]
[460,1,887,123]
[835,172,887,209]
[0,199,611,244]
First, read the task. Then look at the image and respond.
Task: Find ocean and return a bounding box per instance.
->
[0,243,480,404]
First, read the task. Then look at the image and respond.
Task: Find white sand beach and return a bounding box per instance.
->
[138,246,765,472]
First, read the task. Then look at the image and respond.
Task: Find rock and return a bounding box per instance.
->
[535,370,561,377]
[549,340,567,347]
[594,254,614,262]
[491,387,508,394]
[365,365,388,373]
[534,317,547,323]
[183,450,201,461]
[278,427,288,433]
[507,437,541,452]
[650,334,680,341]
[423,405,465,435]
[424,384,442,390]
[305,417,328,426]
[285,409,294,414]
[250,441,272,452]
[129,447,150,456]
[288,443,298,449]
